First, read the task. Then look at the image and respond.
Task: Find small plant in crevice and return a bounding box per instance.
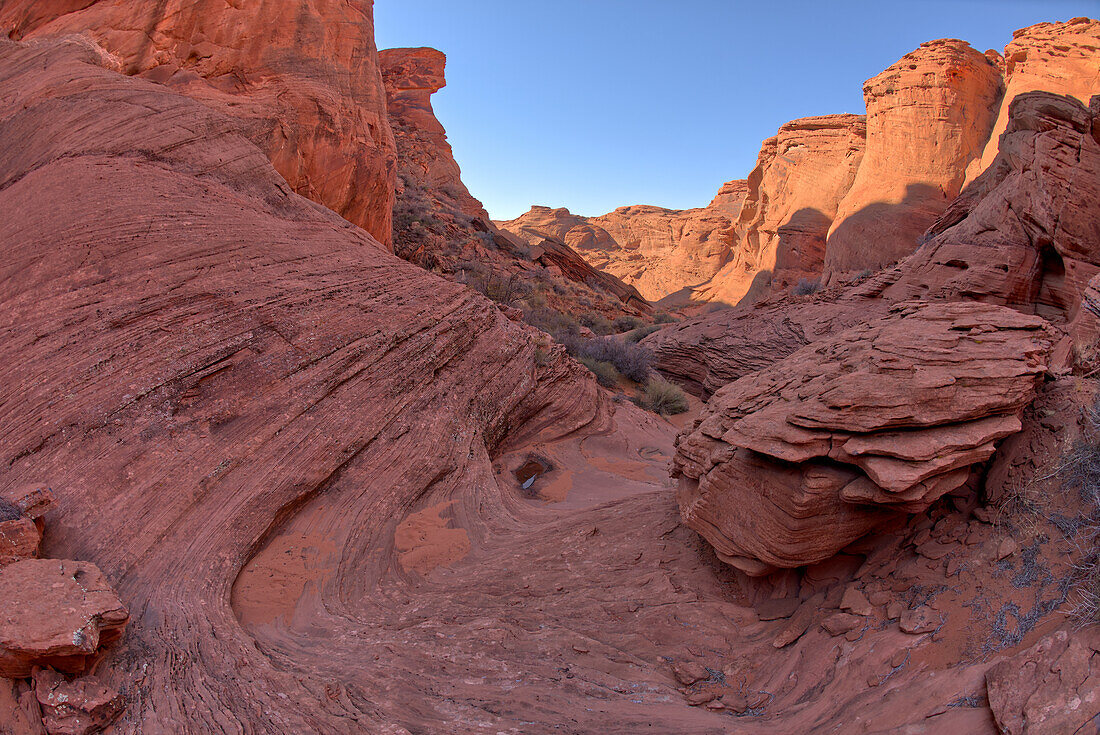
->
[579,356,620,388]
[792,277,821,296]
[634,377,689,416]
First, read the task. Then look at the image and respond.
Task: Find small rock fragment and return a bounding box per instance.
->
[34,668,125,735]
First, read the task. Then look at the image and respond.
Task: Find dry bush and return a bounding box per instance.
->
[635,377,689,416]
[579,357,619,388]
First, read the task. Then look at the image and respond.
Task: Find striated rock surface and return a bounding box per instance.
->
[0,560,129,677]
[696,115,866,303]
[672,302,1055,574]
[0,0,398,246]
[969,18,1100,182]
[497,179,748,301]
[986,628,1100,735]
[824,39,1004,277]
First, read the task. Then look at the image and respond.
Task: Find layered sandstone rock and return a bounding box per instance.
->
[498,179,748,301]
[823,39,1004,277]
[648,91,1100,396]
[968,17,1100,182]
[986,628,1100,735]
[672,302,1055,575]
[381,47,485,221]
[0,0,397,246]
[695,115,866,303]
[0,559,129,677]
[34,668,125,735]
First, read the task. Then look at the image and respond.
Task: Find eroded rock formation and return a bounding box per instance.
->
[0,0,398,246]
[673,302,1055,574]
[648,90,1100,397]
[823,39,1003,277]
[969,17,1100,182]
[498,179,749,301]
[382,47,650,319]
[695,114,866,303]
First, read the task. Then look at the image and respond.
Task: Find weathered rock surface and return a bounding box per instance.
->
[33,669,124,735]
[823,39,1004,277]
[673,302,1054,574]
[986,628,1100,735]
[0,560,129,677]
[498,179,748,301]
[696,114,866,303]
[969,18,1100,182]
[0,487,52,569]
[0,0,398,246]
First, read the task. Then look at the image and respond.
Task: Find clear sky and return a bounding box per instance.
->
[375,0,1099,220]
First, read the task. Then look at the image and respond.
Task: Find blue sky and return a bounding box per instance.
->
[375,1,1099,220]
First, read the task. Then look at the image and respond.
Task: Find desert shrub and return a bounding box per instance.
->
[635,377,689,416]
[1057,398,1100,624]
[625,325,661,343]
[524,289,548,310]
[612,315,645,333]
[523,306,581,342]
[654,311,676,324]
[579,312,613,336]
[705,301,733,313]
[579,357,620,388]
[575,337,652,383]
[793,278,821,296]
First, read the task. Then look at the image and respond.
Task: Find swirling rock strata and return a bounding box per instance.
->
[672,301,1055,574]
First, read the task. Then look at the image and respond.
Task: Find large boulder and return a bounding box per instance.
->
[986,628,1100,735]
[0,559,129,677]
[672,301,1055,574]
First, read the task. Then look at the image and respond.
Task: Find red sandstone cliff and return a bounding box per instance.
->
[0,0,398,247]
[497,179,749,302]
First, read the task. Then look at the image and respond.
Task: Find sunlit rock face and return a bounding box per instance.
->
[497,180,749,302]
[0,0,399,247]
[694,114,867,304]
[822,39,1004,278]
[967,17,1100,183]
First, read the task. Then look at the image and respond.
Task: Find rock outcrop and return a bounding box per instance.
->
[498,179,749,301]
[672,302,1055,574]
[0,487,51,568]
[0,0,398,246]
[968,17,1100,182]
[648,90,1100,396]
[695,114,866,303]
[381,48,650,319]
[0,559,129,677]
[986,628,1100,735]
[34,668,126,735]
[823,39,1004,277]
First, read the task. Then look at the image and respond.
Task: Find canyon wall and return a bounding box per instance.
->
[511,20,1099,307]
[497,180,748,302]
[0,0,398,247]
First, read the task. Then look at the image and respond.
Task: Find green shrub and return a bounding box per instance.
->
[579,357,620,388]
[625,325,661,343]
[636,377,689,416]
[613,315,645,333]
[579,312,614,336]
[654,311,676,324]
